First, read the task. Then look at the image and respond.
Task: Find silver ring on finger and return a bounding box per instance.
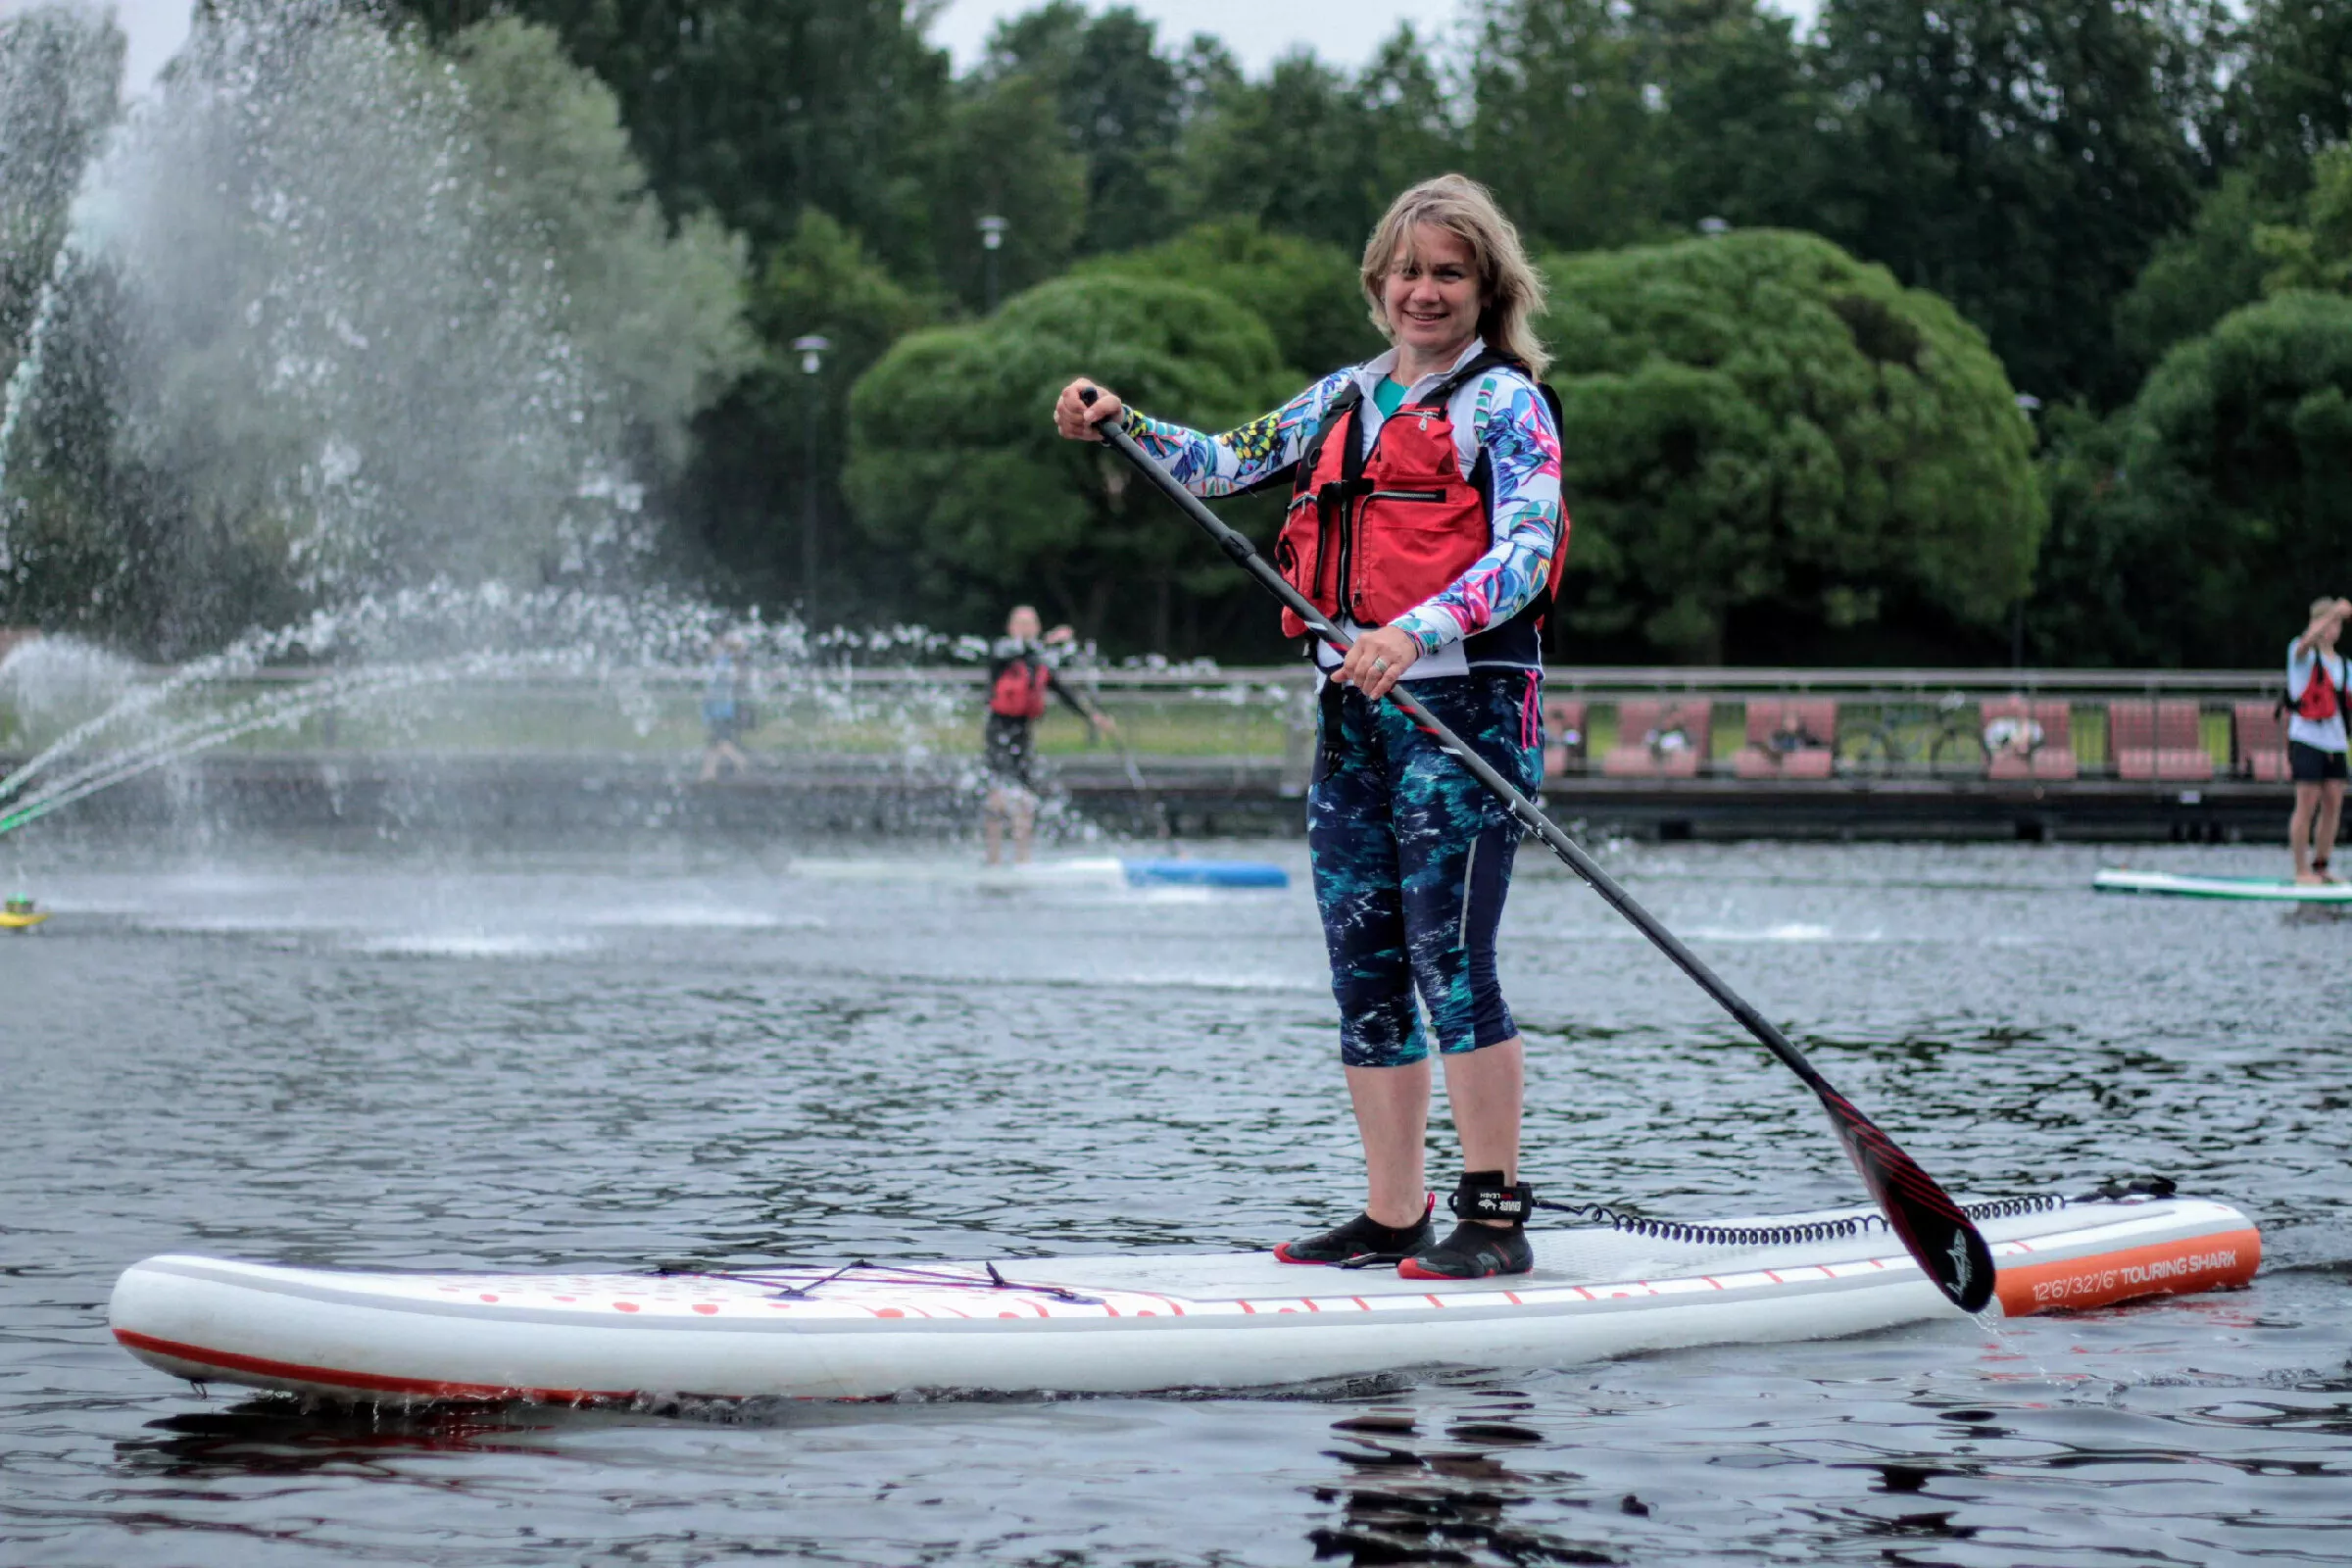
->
[1371,658,1390,674]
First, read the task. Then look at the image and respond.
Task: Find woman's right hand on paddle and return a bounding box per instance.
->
[1054,380,1122,441]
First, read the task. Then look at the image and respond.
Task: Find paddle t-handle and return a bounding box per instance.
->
[1076,383,1995,1314]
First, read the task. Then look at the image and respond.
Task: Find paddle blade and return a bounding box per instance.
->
[1818,1087,1995,1313]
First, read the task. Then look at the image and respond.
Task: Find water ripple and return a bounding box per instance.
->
[2,837,2348,1564]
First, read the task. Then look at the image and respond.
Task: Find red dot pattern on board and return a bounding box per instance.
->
[692,1303,718,1315]
[613,1301,639,1313]
[875,1308,905,1318]
[479,1294,498,1302]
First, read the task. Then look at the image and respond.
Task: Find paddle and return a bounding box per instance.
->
[1078,387,1995,1314]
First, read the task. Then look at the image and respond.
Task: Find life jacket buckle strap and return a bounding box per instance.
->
[1314,477,1374,518]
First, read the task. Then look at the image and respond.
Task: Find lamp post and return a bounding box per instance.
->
[2010,393,2041,669]
[978,215,1008,314]
[791,334,830,609]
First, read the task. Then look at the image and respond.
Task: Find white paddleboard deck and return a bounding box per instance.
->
[111,1196,2257,1405]
[2094,868,2352,903]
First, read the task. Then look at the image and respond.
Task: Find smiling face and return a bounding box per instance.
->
[1380,223,1485,367]
[1006,605,1042,642]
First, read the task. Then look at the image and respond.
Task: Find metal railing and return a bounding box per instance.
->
[0,648,2301,785]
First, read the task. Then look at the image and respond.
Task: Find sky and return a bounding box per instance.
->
[8,0,1825,91]
[935,0,1824,71]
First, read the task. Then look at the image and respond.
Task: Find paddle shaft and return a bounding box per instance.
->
[1085,393,1992,1312]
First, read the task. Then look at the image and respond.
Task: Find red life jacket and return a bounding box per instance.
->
[1271,352,1569,648]
[2293,658,2343,723]
[989,657,1052,719]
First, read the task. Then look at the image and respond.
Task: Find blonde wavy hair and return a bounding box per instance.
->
[1360,173,1549,381]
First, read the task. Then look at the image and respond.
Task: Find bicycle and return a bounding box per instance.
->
[1836,692,1983,777]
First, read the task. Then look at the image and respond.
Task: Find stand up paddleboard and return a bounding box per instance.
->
[2093,868,2352,903]
[110,1191,2255,1405]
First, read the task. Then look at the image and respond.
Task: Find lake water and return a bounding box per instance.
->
[4,833,2348,1565]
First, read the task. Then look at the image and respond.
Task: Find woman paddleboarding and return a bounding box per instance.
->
[1054,174,1566,1280]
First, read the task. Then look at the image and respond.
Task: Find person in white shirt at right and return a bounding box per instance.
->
[2284,596,2352,884]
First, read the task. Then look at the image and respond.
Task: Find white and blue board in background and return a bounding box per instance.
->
[1114,857,1288,889]
[787,855,1290,890]
[2092,868,2352,904]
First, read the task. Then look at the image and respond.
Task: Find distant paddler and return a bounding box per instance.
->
[982,605,1115,866]
[2285,597,2352,884]
[1053,173,1568,1280]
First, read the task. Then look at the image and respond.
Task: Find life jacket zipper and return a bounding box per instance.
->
[1342,408,1421,620]
[1367,488,1446,503]
[1315,496,1337,608]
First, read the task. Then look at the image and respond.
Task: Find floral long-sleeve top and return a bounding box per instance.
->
[1118,339,1566,663]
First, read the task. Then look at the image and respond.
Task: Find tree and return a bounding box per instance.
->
[981,3,1187,258]
[1541,230,2042,663]
[2232,0,2352,181]
[390,0,954,275]
[2255,143,2352,294]
[3,6,751,653]
[1075,219,1382,380]
[1807,0,2221,407]
[684,209,933,608]
[929,70,1088,314]
[1463,0,1667,253]
[2030,290,2352,666]
[844,274,1292,647]
[0,5,122,391]
[447,18,753,476]
[2113,172,2293,375]
[1632,0,1821,232]
[1176,28,1463,257]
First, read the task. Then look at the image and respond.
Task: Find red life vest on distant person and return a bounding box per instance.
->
[2293,658,2342,723]
[990,657,1052,719]
[1271,352,1569,647]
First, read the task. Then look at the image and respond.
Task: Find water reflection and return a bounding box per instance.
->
[1299,1384,1639,1567]
[117,1399,559,1478]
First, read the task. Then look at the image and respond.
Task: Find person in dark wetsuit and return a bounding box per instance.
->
[1054,173,1567,1281]
[983,604,1112,865]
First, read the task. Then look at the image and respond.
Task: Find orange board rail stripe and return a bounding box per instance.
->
[1996,1228,2261,1317]
[113,1327,634,1405]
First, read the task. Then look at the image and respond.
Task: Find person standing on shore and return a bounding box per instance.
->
[2286,597,2351,883]
[983,605,1113,865]
[1052,173,1566,1280]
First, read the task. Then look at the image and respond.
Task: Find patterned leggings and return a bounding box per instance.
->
[1306,670,1544,1068]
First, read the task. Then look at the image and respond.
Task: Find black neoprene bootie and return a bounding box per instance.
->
[1273,1196,1435,1266]
[1399,1171,1535,1280]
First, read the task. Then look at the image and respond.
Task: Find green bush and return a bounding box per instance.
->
[1541,229,2041,662]
[2034,290,2352,666]
[845,272,1292,642]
